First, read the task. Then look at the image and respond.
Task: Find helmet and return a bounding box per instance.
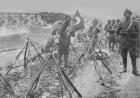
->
[124,9,132,16]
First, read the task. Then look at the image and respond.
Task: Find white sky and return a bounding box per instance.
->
[0,0,140,20]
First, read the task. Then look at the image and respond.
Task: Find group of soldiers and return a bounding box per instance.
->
[105,9,140,76]
[51,8,140,76]
[104,19,121,52]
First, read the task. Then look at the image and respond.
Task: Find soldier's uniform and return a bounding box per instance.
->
[58,16,72,68]
[104,20,111,31]
[113,19,121,52]
[104,20,111,46]
[115,9,140,76]
[87,25,100,56]
[91,27,100,47]
[88,26,94,39]
[106,20,116,51]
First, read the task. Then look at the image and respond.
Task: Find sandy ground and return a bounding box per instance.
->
[116,54,140,98]
[72,51,140,98]
[74,61,101,98]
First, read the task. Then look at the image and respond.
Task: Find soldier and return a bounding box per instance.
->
[112,19,121,52]
[88,19,100,40]
[58,16,73,68]
[86,19,100,57]
[115,9,140,76]
[104,20,111,31]
[106,20,116,51]
[104,20,111,46]
[112,19,120,30]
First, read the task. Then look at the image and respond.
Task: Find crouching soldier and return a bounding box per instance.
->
[115,9,140,76]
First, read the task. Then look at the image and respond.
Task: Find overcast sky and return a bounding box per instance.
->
[0,0,140,20]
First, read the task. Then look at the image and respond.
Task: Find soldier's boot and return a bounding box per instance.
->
[64,54,71,68]
[131,57,140,76]
[120,57,127,73]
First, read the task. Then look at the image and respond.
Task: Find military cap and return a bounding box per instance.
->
[124,9,132,16]
[117,19,120,22]
[65,15,71,20]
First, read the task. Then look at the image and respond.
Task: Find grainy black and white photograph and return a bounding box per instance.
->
[0,0,140,98]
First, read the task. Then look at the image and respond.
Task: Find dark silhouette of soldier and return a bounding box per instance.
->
[104,20,111,46]
[105,20,116,51]
[115,9,140,76]
[113,19,121,52]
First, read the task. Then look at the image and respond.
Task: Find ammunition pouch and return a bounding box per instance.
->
[127,32,138,42]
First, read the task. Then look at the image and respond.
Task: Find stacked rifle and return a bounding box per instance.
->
[0,25,113,98]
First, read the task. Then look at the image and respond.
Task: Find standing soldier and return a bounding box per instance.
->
[86,19,100,57]
[105,20,116,51]
[114,19,121,52]
[115,9,140,76]
[111,19,121,51]
[112,19,120,30]
[58,16,74,68]
[104,20,111,31]
[87,19,98,40]
[104,20,111,46]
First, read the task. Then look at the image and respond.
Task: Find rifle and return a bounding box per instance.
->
[61,69,82,98]
[25,53,52,97]
[92,37,112,74]
[67,37,93,76]
[56,64,72,98]
[67,29,111,76]
[83,33,112,74]
[53,55,82,98]
[6,47,25,75]
[24,38,29,69]
[0,73,16,96]
[25,39,57,97]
